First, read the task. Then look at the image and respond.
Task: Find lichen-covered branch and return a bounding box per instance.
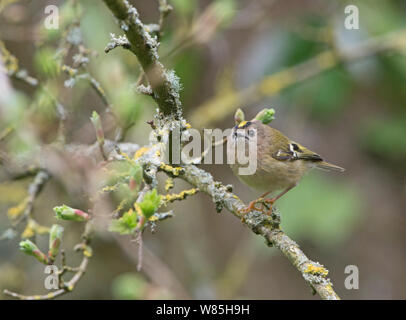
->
[102,0,182,118]
[0,40,38,86]
[173,164,340,300]
[99,0,340,300]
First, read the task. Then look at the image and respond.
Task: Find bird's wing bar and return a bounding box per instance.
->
[272,142,323,162]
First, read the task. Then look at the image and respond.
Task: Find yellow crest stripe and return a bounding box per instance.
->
[237,121,248,128]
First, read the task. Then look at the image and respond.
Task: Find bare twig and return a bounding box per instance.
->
[4,220,93,300]
[102,0,182,118]
[3,255,89,300]
[12,170,51,228]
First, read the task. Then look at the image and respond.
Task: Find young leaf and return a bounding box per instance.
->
[139,189,161,219]
[234,108,245,125]
[90,111,105,145]
[109,209,138,235]
[255,108,275,124]
[53,205,90,222]
[19,239,49,265]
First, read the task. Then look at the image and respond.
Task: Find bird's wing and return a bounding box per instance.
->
[272,141,323,162]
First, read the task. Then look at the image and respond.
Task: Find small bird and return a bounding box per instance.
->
[227,109,345,213]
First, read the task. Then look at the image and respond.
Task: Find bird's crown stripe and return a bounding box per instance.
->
[237,121,251,129]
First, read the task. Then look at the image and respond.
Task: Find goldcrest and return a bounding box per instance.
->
[227,108,345,212]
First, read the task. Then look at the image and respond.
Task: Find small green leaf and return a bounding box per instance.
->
[139,189,161,219]
[109,210,138,235]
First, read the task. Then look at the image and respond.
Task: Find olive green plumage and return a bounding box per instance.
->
[228,113,345,204]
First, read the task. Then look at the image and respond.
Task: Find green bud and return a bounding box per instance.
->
[20,240,49,265]
[53,205,90,222]
[48,224,64,262]
[139,189,161,219]
[234,108,245,125]
[90,111,105,146]
[255,108,275,124]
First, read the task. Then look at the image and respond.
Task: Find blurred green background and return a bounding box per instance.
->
[0,0,406,299]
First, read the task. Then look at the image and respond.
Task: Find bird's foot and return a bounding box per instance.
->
[238,197,277,220]
[239,198,265,215]
[261,198,275,215]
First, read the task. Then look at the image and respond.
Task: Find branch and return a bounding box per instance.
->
[100,0,340,300]
[164,164,340,300]
[3,256,89,300]
[0,41,38,86]
[104,33,132,53]
[4,220,93,300]
[102,0,182,118]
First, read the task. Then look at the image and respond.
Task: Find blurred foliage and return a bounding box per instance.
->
[283,68,353,121]
[279,173,362,247]
[212,0,236,28]
[112,273,148,300]
[171,0,196,17]
[112,273,172,300]
[34,47,60,78]
[356,0,406,35]
[172,49,203,105]
[360,115,406,165]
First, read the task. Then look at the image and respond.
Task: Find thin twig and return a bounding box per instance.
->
[102,0,182,118]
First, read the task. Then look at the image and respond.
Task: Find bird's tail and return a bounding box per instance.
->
[315,161,345,172]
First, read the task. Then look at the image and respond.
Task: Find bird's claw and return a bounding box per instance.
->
[239,198,268,213]
[263,198,275,210]
[239,198,276,218]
